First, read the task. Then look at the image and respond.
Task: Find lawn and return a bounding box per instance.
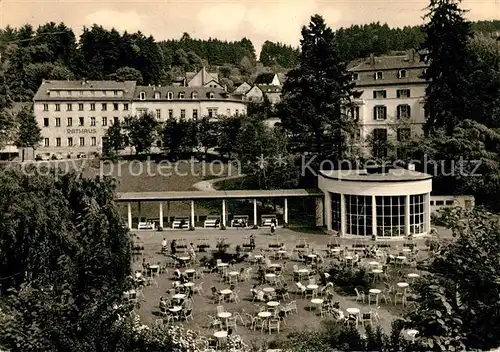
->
[131,228,425,349]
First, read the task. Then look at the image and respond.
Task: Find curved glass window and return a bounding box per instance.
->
[345,195,372,236]
[376,196,405,236]
[331,193,341,231]
[410,194,425,234]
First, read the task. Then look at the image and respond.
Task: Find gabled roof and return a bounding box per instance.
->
[349,54,428,72]
[186,67,219,87]
[134,85,236,101]
[254,73,277,85]
[33,80,137,101]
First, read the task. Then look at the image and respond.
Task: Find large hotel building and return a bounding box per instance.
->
[33,68,247,157]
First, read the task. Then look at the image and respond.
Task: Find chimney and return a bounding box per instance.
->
[369,53,375,65]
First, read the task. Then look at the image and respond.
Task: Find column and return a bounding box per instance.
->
[405,195,411,236]
[425,193,431,233]
[372,195,377,236]
[325,192,332,231]
[315,197,324,227]
[284,198,288,224]
[127,202,132,230]
[253,199,258,226]
[340,194,346,236]
[222,199,226,227]
[190,200,195,228]
[159,202,164,229]
[138,201,141,223]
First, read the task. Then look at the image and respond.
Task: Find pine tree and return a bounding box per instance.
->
[421,0,474,135]
[15,106,42,161]
[278,15,361,161]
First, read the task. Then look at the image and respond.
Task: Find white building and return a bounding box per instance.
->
[349,50,428,155]
[33,79,247,157]
[318,167,432,237]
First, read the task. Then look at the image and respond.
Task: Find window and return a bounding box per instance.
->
[101,103,107,111]
[78,103,84,111]
[66,103,72,111]
[90,90,95,96]
[375,71,383,80]
[43,118,49,127]
[373,90,386,99]
[436,200,444,206]
[102,117,107,126]
[226,109,231,115]
[410,194,425,234]
[167,92,173,100]
[90,117,96,126]
[376,196,405,236]
[352,72,359,81]
[102,90,106,97]
[396,89,410,98]
[445,200,454,205]
[178,92,185,99]
[68,137,73,147]
[79,117,84,126]
[79,137,85,147]
[430,201,435,206]
[156,109,161,119]
[113,103,118,111]
[79,91,83,96]
[154,91,160,99]
[55,118,60,127]
[67,117,73,127]
[43,104,48,111]
[209,92,215,99]
[90,103,95,111]
[208,108,217,117]
[191,91,198,99]
[113,117,119,124]
[113,90,118,96]
[56,91,60,96]
[398,69,407,79]
[350,106,360,119]
[397,104,411,119]
[91,137,97,146]
[44,138,50,147]
[56,138,61,147]
[55,104,60,112]
[180,109,186,119]
[372,128,388,158]
[168,109,173,119]
[331,193,341,231]
[139,91,146,100]
[236,109,239,115]
[137,108,148,115]
[373,105,387,120]
[346,195,373,236]
[397,128,411,142]
[124,103,129,111]
[193,109,198,120]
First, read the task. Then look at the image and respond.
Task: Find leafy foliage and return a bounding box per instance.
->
[123,111,159,155]
[14,105,42,150]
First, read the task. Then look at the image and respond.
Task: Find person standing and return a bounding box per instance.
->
[170,239,177,255]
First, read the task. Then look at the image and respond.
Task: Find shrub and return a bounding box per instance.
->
[328,263,370,295]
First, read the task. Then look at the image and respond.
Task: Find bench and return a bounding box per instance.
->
[204,216,221,228]
[172,217,190,229]
[138,222,155,230]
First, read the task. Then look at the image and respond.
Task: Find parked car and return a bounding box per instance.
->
[36,154,50,161]
[77,153,87,159]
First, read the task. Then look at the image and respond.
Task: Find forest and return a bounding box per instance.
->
[2,20,500,102]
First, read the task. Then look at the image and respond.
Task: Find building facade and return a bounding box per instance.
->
[318,167,433,237]
[348,50,428,154]
[33,80,247,157]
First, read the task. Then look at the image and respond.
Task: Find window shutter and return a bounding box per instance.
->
[373,91,377,99]
[407,105,411,118]
[397,90,401,98]
[397,105,401,119]
[374,73,377,80]
[383,106,387,119]
[373,106,377,120]
[407,89,411,98]
[383,91,387,98]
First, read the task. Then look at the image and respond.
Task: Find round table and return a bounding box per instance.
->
[254,255,263,260]
[183,282,195,288]
[184,269,196,274]
[179,256,190,261]
[408,273,420,279]
[269,263,281,268]
[397,282,409,289]
[396,256,406,263]
[265,273,276,279]
[307,284,319,290]
[368,261,379,266]
[331,248,341,253]
[263,287,275,293]
[214,330,228,338]
[267,301,280,308]
[258,311,272,318]
[229,271,239,276]
[172,293,186,300]
[220,289,232,295]
[346,307,360,315]
[218,312,232,319]
[308,254,317,259]
[402,248,412,253]
[311,298,323,305]
[277,250,287,254]
[406,329,418,341]
[149,264,159,270]
[135,272,142,278]
[345,256,353,260]
[217,263,229,268]
[169,306,182,313]
[369,288,382,305]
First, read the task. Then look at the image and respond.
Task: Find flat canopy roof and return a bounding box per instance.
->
[115,189,323,202]
[319,168,432,182]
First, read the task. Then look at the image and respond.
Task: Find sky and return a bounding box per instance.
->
[1,0,500,52]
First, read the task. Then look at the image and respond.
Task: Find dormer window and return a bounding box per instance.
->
[139,91,146,100]
[154,91,160,99]
[398,70,407,79]
[352,72,359,81]
[191,91,198,99]
[167,91,173,100]
[178,92,185,99]
[209,92,215,99]
[375,71,383,80]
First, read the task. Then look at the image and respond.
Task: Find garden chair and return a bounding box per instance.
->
[362,312,373,327]
[193,282,204,295]
[370,306,381,322]
[230,289,241,303]
[208,314,222,330]
[252,316,265,332]
[226,316,238,332]
[217,305,225,315]
[355,287,366,303]
[182,302,194,321]
[289,300,298,313]
[268,318,280,334]
[154,319,163,328]
[295,282,306,296]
